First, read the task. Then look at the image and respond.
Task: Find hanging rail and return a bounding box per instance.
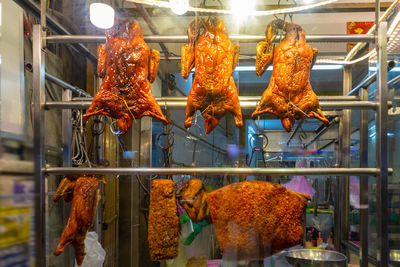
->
[45,99,380,110]
[346,61,395,96]
[45,167,393,176]
[45,72,91,97]
[46,34,376,44]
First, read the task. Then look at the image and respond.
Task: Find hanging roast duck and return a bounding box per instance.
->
[181,17,243,135]
[83,18,167,133]
[252,19,329,131]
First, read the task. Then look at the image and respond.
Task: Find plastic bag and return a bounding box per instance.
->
[74,232,106,267]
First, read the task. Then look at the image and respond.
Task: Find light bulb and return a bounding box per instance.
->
[230,0,256,24]
[90,3,115,29]
[170,0,189,15]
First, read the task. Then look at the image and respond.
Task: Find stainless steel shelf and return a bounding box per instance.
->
[45,167,392,176]
[46,34,376,44]
[45,99,378,110]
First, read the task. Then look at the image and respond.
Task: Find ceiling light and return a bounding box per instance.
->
[90,3,115,29]
[169,0,189,15]
[230,0,256,24]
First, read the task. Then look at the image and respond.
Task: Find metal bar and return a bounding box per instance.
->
[32,24,46,267]
[360,87,369,267]
[376,21,389,267]
[169,120,227,154]
[347,61,395,96]
[340,65,352,252]
[46,34,376,44]
[304,117,339,149]
[388,73,400,87]
[45,100,379,110]
[286,119,304,146]
[45,72,91,97]
[45,167,390,176]
[12,0,97,63]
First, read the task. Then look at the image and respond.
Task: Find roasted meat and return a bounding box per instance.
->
[148,179,180,260]
[54,176,101,265]
[179,179,310,261]
[83,18,167,133]
[206,181,310,260]
[181,17,243,135]
[252,19,328,132]
[178,179,210,223]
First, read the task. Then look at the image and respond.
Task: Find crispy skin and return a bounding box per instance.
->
[178,179,210,223]
[182,17,243,135]
[206,181,310,261]
[83,19,167,133]
[53,176,76,203]
[252,20,328,132]
[54,176,101,265]
[148,179,180,260]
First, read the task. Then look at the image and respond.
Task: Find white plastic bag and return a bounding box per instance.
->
[74,232,106,267]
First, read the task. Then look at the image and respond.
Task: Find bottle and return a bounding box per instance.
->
[317,232,323,247]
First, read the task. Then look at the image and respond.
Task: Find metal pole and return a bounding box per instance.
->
[360,87,369,267]
[44,167,390,176]
[376,21,389,267]
[45,72,91,97]
[304,117,339,149]
[346,61,395,96]
[32,24,46,267]
[61,88,73,266]
[44,100,379,110]
[286,119,304,146]
[45,34,376,44]
[138,117,152,266]
[340,65,352,252]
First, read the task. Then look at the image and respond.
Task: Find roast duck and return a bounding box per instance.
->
[53,174,103,265]
[181,17,243,135]
[148,179,310,261]
[252,19,328,131]
[83,18,167,133]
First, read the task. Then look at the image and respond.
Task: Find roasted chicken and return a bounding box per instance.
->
[54,175,101,265]
[252,19,328,132]
[148,179,180,261]
[181,17,243,135]
[178,179,210,223]
[83,18,167,133]
[178,179,310,261]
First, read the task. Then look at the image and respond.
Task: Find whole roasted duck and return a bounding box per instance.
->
[83,18,167,133]
[179,179,310,261]
[181,17,243,135]
[53,175,102,265]
[252,19,328,131]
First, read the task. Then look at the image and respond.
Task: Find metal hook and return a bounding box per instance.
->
[109,120,123,136]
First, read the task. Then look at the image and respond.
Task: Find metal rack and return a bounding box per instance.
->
[32,17,391,267]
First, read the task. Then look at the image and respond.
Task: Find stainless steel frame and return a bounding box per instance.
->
[31,1,393,264]
[44,100,380,110]
[32,24,46,267]
[376,21,389,267]
[46,34,376,44]
[45,167,392,176]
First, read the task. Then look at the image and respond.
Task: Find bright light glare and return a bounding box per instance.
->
[90,3,115,29]
[230,0,256,23]
[169,0,189,15]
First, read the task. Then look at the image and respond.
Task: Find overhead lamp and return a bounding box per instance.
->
[169,0,189,15]
[230,0,256,23]
[90,3,115,29]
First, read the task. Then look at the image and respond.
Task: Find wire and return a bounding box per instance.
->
[71,110,92,167]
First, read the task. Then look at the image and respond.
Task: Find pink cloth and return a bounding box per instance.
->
[282,176,315,200]
[207,260,223,267]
